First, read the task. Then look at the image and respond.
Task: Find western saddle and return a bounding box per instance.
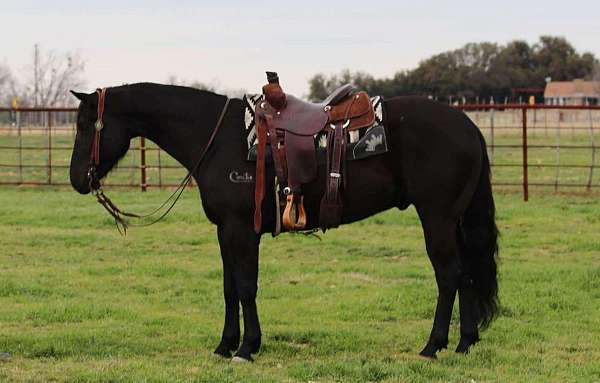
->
[254,72,375,234]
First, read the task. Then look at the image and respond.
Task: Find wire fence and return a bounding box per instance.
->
[1,104,599,200]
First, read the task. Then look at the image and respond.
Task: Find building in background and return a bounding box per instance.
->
[544,79,600,105]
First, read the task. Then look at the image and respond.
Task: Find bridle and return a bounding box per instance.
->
[86,87,230,234]
[87,88,106,192]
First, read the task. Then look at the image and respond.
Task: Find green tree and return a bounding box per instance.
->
[307,36,599,102]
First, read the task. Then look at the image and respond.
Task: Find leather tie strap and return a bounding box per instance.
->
[254,115,268,233]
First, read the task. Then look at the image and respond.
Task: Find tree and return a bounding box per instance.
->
[166,75,245,98]
[593,63,600,96]
[308,70,377,101]
[0,63,16,106]
[532,36,596,82]
[23,44,86,107]
[307,36,599,102]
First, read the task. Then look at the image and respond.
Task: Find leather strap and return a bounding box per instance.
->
[253,115,268,233]
[319,119,346,230]
[265,115,286,184]
[91,88,107,166]
[327,122,345,200]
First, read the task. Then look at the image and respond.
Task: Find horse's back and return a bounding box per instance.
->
[383,96,484,216]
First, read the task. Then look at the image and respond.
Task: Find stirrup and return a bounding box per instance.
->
[282,194,307,230]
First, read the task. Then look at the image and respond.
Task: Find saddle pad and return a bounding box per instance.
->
[243,94,387,162]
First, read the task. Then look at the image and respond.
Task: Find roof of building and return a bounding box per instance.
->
[544,79,600,98]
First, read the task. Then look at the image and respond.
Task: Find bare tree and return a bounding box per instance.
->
[0,63,15,106]
[24,44,86,107]
[166,75,246,98]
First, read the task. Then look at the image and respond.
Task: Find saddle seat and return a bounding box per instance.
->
[265,84,373,137]
[254,72,376,234]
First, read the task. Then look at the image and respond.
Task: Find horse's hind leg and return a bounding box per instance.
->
[455,276,480,353]
[417,212,461,359]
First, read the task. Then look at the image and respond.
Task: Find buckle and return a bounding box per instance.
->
[95,120,104,131]
[329,172,341,178]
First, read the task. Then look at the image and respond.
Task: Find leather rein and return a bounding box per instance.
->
[87,87,230,234]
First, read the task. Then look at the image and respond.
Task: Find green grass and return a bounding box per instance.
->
[1,188,599,382]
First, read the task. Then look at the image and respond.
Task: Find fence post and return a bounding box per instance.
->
[490,106,495,165]
[47,111,52,185]
[157,148,163,188]
[140,137,147,192]
[17,111,22,184]
[522,107,529,201]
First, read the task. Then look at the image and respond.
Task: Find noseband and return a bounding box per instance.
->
[86,87,230,233]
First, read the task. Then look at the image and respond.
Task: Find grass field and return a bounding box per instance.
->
[1,188,599,382]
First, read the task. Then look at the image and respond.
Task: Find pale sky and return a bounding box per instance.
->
[2,0,599,96]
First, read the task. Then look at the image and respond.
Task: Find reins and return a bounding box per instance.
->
[88,87,230,234]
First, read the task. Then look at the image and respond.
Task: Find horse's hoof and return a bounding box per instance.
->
[455,334,479,354]
[418,353,437,361]
[419,344,439,360]
[213,351,231,360]
[0,353,11,362]
[231,355,252,363]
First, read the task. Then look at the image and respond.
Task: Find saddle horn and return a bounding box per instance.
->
[263,71,286,110]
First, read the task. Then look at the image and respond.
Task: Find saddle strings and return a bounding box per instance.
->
[93,97,230,234]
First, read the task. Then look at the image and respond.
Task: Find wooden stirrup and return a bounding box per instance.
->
[282,194,307,230]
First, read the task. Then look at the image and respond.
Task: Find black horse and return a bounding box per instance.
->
[69,83,498,362]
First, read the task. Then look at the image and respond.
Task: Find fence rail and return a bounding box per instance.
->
[1,104,599,200]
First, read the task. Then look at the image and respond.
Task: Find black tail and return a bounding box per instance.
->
[458,130,499,329]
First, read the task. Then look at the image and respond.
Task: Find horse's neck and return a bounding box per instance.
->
[137,90,227,171]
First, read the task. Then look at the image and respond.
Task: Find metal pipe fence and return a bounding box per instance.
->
[1,105,600,201]
[0,107,191,190]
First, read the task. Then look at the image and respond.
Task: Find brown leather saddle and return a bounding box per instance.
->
[254,72,375,234]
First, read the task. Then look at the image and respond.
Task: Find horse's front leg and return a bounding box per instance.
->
[214,226,241,358]
[216,221,262,362]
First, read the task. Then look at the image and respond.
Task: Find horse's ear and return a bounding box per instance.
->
[70,90,90,102]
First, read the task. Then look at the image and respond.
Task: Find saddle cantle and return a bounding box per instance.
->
[253,72,377,234]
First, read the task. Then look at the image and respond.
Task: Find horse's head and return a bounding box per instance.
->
[69,89,133,194]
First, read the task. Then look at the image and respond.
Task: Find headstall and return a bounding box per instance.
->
[86,87,230,234]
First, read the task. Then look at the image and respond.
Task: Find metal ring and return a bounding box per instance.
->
[260,101,266,109]
[323,105,331,112]
[283,187,291,195]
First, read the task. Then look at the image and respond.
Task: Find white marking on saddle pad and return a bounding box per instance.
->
[318,134,327,148]
[365,134,383,152]
[371,96,383,124]
[243,94,263,148]
[244,107,254,131]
